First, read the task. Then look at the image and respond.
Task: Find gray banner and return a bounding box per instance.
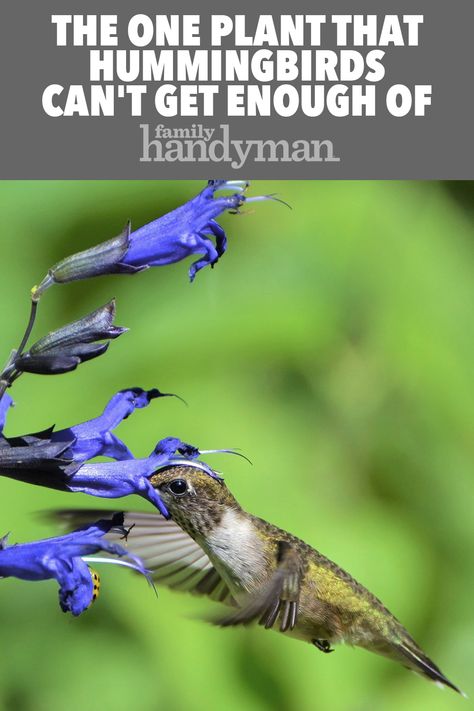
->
[1,0,473,178]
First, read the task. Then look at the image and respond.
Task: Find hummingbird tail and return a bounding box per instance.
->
[393,641,465,696]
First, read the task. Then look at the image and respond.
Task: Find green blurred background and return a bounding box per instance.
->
[0,181,472,711]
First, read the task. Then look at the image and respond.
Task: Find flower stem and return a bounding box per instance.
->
[17,300,38,357]
[0,299,38,400]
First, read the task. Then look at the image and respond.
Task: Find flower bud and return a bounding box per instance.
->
[14,300,126,375]
[32,223,145,300]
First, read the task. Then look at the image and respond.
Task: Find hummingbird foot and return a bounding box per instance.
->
[312,639,334,654]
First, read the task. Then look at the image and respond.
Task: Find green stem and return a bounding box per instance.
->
[0,299,39,401]
[17,300,38,357]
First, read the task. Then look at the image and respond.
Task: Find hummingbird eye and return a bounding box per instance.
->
[168,479,188,497]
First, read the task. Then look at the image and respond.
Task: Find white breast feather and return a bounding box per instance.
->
[205,509,266,590]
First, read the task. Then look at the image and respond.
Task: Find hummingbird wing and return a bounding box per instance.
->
[51,508,236,605]
[214,540,303,632]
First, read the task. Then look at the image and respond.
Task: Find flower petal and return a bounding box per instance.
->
[0,394,14,434]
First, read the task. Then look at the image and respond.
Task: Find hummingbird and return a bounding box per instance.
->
[57,464,462,695]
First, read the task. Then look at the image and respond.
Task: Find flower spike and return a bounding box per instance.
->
[50,387,169,463]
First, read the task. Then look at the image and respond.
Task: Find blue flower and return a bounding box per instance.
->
[32,181,280,296]
[60,437,220,518]
[51,387,173,463]
[123,180,277,282]
[0,513,150,616]
[0,387,175,466]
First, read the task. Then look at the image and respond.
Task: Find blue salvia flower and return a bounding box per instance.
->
[0,513,150,616]
[58,437,223,518]
[123,180,276,282]
[51,387,173,463]
[32,180,279,296]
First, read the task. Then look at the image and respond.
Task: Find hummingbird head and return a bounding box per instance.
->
[149,465,241,538]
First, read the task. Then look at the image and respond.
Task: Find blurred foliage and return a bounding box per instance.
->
[0,180,472,711]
